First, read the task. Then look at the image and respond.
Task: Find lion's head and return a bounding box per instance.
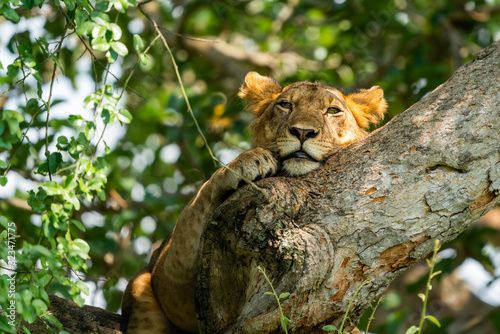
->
[238,72,388,176]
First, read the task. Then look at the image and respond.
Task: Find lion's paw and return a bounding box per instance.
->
[218,147,278,191]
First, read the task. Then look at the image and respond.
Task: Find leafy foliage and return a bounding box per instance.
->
[0,0,499,332]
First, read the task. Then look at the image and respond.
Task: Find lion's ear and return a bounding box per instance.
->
[345,86,388,129]
[238,72,283,117]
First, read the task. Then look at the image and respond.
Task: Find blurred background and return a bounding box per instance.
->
[1,0,499,333]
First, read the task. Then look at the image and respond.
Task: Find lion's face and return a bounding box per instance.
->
[239,72,388,176]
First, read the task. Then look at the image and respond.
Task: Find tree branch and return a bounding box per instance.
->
[196,39,500,333]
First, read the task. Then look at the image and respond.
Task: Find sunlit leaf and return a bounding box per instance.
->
[91,36,110,52]
[110,41,128,57]
[110,23,122,40]
[133,34,144,52]
[117,109,133,124]
[91,25,107,38]
[405,326,419,334]
[76,21,97,35]
[426,315,441,327]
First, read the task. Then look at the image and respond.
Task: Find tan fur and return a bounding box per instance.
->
[122,72,387,333]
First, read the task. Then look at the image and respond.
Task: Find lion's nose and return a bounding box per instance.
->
[289,127,318,144]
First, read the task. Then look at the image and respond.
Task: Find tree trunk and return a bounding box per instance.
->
[196,39,500,333]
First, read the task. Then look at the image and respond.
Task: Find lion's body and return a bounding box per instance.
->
[122,72,387,333]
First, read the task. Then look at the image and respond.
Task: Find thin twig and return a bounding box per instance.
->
[158,25,219,43]
[14,37,29,105]
[150,18,273,202]
[44,20,69,181]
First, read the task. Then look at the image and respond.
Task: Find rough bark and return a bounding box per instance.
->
[196,39,500,333]
[22,295,126,333]
[23,40,500,334]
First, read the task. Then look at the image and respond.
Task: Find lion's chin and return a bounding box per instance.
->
[282,159,320,176]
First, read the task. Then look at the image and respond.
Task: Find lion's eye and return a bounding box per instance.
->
[278,101,292,110]
[327,107,342,114]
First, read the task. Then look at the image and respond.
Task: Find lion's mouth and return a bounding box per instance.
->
[282,151,317,162]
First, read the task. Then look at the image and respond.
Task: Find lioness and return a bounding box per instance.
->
[122,72,387,333]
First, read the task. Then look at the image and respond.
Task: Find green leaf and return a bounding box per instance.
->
[418,293,425,302]
[73,238,90,259]
[0,137,12,150]
[426,315,441,327]
[33,245,52,257]
[44,181,62,195]
[138,52,149,66]
[36,187,47,200]
[322,325,338,331]
[91,12,111,29]
[37,81,42,98]
[96,189,106,201]
[27,98,38,111]
[91,36,110,52]
[24,59,37,68]
[0,160,7,169]
[63,0,76,10]
[0,176,7,186]
[109,23,122,40]
[133,34,144,52]
[281,315,289,330]
[101,108,112,124]
[110,41,128,57]
[69,115,84,122]
[91,25,107,38]
[405,326,419,334]
[279,292,290,299]
[117,109,133,124]
[75,280,90,296]
[32,298,48,314]
[7,64,19,77]
[30,68,43,82]
[70,219,86,232]
[57,136,69,145]
[48,152,63,174]
[76,21,97,35]
[37,162,48,174]
[1,5,20,23]
[50,54,65,74]
[3,110,24,139]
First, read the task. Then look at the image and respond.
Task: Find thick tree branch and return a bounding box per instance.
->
[196,39,500,333]
[23,295,125,333]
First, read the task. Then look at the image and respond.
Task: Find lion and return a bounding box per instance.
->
[121,72,387,333]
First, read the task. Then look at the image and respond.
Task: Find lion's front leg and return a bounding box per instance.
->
[150,147,278,332]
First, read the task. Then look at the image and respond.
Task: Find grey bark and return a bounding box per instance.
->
[196,40,500,333]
